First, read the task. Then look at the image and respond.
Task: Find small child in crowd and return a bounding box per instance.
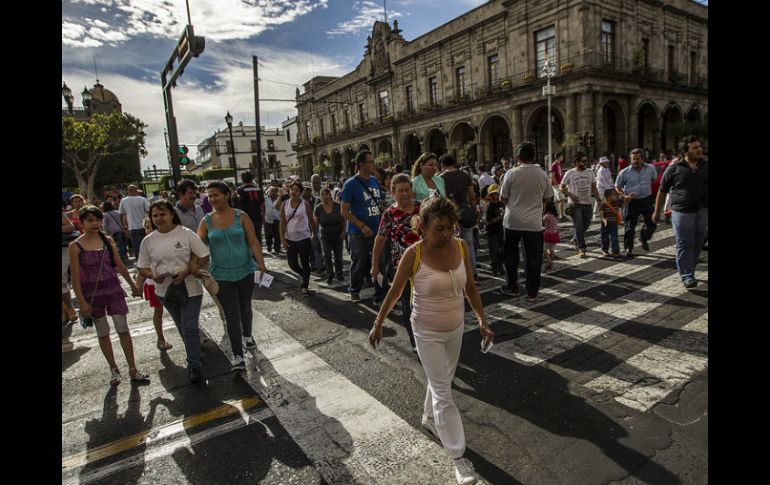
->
[485,184,505,276]
[543,200,560,271]
[134,216,172,351]
[600,189,623,258]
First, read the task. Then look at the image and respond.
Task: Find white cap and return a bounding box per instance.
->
[599,156,610,164]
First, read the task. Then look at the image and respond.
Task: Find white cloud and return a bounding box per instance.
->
[63,45,349,171]
[326,0,403,37]
[64,0,329,47]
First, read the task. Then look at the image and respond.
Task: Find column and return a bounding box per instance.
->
[566,94,577,135]
[512,106,523,147]
[593,92,604,156]
[627,95,638,154]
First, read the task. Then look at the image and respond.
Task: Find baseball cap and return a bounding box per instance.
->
[599,156,610,165]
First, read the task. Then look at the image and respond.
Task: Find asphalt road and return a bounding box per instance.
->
[62,219,707,484]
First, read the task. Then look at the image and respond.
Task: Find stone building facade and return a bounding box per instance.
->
[295,0,707,179]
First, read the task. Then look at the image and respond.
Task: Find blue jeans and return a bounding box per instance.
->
[460,226,477,271]
[504,229,544,297]
[217,274,255,359]
[571,204,593,249]
[129,229,146,259]
[624,196,657,251]
[601,223,620,254]
[671,208,708,282]
[158,294,202,371]
[110,231,128,260]
[348,233,385,298]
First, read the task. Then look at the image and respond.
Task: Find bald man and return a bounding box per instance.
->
[119,184,150,259]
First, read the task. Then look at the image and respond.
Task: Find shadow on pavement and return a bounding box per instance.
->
[454,333,680,485]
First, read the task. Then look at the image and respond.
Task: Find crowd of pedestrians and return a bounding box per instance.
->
[61,134,707,485]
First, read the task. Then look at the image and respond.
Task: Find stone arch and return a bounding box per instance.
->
[448,121,477,167]
[343,145,356,177]
[332,148,342,179]
[602,98,627,157]
[685,105,702,123]
[479,113,512,164]
[426,127,447,158]
[524,106,565,166]
[358,142,372,153]
[402,133,422,171]
[637,101,660,154]
[377,138,393,157]
[661,102,684,153]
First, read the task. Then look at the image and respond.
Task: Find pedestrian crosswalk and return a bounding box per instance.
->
[65,221,706,483]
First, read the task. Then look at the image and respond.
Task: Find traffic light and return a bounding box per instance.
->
[190,33,205,57]
[178,145,190,165]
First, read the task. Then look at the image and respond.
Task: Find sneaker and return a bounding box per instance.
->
[601,250,610,257]
[612,253,622,259]
[350,293,361,302]
[578,249,587,259]
[453,458,478,485]
[499,286,520,297]
[243,336,256,350]
[421,414,438,438]
[625,248,634,258]
[231,355,246,372]
[640,239,650,252]
[189,368,202,384]
[571,240,578,250]
[683,279,697,289]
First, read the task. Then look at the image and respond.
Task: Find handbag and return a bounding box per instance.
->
[164,281,189,305]
[458,203,477,229]
[79,241,106,329]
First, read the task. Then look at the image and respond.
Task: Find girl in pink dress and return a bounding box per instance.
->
[543,200,561,271]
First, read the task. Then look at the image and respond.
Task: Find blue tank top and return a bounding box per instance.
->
[205,209,257,281]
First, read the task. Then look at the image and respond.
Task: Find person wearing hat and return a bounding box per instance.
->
[595,156,615,219]
[485,184,505,276]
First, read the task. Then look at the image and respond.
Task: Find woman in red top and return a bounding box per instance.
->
[66,194,86,232]
[372,173,421,352]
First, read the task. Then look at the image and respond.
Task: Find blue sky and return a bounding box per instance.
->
[62,0,487,170]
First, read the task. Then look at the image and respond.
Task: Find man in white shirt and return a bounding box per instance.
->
[594,156,615,218]
[477,164,496,193]
[119,184,150,259]
[498,141,553,301]
[561,152,602,258]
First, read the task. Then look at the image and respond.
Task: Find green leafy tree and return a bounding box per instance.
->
[201,168,235,180]
[62,112,147,202]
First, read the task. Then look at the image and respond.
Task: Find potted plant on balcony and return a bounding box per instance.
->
[521,72,534,82]
[501,79,512,89]
[560,63,573,73]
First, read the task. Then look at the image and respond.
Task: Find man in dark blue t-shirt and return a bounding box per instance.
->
[340,150,386,302]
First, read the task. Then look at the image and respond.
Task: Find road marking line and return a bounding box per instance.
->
[61,396,263,473]
[584,313,708,412]
[489,269,707,366]
[464,237,684,331]
[67,405,275,485]
[212,310,462,484]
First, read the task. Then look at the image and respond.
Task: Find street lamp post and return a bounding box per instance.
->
[62,82,74,114]
[542,57,556,175]
[225,111,238,186]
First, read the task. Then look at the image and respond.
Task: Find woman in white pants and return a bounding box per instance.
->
[369,196,494,485]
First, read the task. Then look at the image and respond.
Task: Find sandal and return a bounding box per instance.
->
[156,341,173,351]
[110,368,121,386]
[68,309,79,323]
[129,367,151,383]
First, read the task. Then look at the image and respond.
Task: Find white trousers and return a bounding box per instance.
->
[413,322,466,459]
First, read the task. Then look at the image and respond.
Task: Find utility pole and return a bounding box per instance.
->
[253,56,264,194]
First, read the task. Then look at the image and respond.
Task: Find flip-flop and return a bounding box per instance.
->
[156,341,173,351]
[110,368,121,386]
